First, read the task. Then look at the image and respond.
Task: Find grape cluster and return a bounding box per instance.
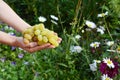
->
[23,23,59,47]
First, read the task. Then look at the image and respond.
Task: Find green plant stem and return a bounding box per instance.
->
[32,54,43,71]
[72,0,82,33]
[104,17,113,41]
[56,1,64,32]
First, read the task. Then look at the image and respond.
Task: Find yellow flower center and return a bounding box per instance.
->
[101,13,105,17]
[88,24,92,27]
[107,60,112,65]
[117,47,120,51]
[105,78,110,80]
[93,44,97,47]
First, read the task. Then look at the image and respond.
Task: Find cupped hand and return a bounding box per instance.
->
[14,37,62,53]
[14,37,54,53]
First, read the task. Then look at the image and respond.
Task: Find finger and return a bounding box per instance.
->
[25,43,51,53]
[54,32,57,35]
[57,38,62,43]
[47,45,55,49]
[25,42,38,48]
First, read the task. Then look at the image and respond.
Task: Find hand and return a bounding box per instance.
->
[14,37,62,53]
[13,37,55,53]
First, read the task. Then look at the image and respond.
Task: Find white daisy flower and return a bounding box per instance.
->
[103,58,115,68]
[81,30,85,33]
[38,16,47,22]
[99,26,105,31]
[75,35,81,40]
[85,20,96,29]
[50,15,58,21]
[97,26,105,34]
[97,11,108,17]
[107,49,116,53]
[106,41,114,46]
[70,46,82,53]
[101,74,113,80]
[97,28,104,34]
[90,42,100,48]
[9,27,15,31]
[93,60,101,63]
[51,20,58,25]
[89,62,97,72]
[4,26,9,30]
[8,32,14,35]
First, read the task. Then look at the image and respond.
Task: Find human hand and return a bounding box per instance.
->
[13,37,62,53]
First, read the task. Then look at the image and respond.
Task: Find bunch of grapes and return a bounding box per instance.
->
[23,23,59,47]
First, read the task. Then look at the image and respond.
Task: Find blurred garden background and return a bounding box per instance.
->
[0,0,120,80]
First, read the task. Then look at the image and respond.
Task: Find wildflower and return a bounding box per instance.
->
[85,20,96,29]
[4,25,9,30]
[18,48,26,52]
[18,53,24,59]
[38,16,47,22]
[97,26,105,34]
[35,72,39,77]
[106,41,114,46]
[1,69,5,72]
[0,57,6,62]
[101,74,113,80]
[107,47,120,53]
[94,60,101,63]
[100,58,119,78]
[50,15,58,21]
[103,58,114,68]
[90,42,100,48]
[116,46,120,53]
[11,46,16,50]
[81,30,85,33]
[51,20,58,25]
[89,62,97,71]
[89,60,101,72]
[97,11,108,17]
[8,32,15,36]
[75,35,81,40]
[24,61,29,65]
[9,27,15,31]
[107,49,116,53]
[70,46,82,53]
[11,61,16,65]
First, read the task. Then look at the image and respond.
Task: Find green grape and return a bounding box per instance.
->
[33,24,40,31]
[49,38,59,47]
[46,34,54,39]
[42,36,48,43]
[38,41,45,45]
[38,23,45,30]
[23,27,33,34]
[23,23,60,47]
[24,34,32,40]
[37,35,42,41]
[23,38,30,44]
[41,29,48,35]
[34,30,41,35]
[52,35,59,40]
[29,32,34,37]
[45,31,55,38]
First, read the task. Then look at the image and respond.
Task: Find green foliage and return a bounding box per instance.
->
[0,0,120,80]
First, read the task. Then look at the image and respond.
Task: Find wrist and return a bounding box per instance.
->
[10,36,18,47]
